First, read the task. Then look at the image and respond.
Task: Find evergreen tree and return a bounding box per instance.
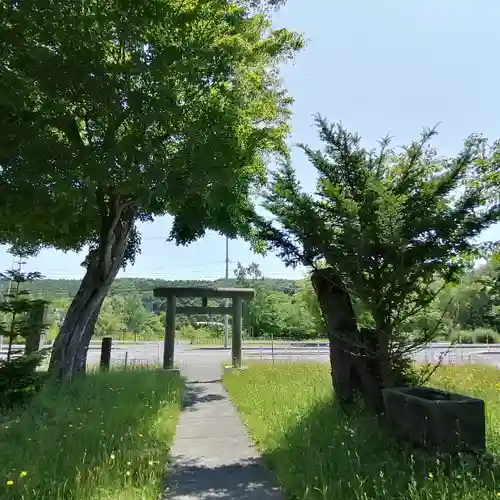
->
[256,116,500,412]
[0,267,47,361]
[0,265,49,408]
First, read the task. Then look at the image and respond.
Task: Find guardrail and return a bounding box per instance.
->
[2,339,499,366]
[1,340,499,352]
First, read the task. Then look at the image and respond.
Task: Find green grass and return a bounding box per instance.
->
[224,363,500,500]
[187,336,330,346]
[0,367,184,500]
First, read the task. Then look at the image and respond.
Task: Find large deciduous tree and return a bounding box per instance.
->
[256,116,500,413]
[0,0,302,380]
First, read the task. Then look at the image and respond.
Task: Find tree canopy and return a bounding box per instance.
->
[255,116,500,411]
[0,0,303,379]
[259,117,500,337]
[1,0,302,250]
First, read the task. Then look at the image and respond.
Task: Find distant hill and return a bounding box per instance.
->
[0,277,301,300]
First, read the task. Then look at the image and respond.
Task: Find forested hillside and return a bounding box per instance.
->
[2,260,500,344]
[0,273,312,342]
[7,276,299,299]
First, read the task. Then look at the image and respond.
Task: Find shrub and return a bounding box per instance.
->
[392,354,420,387]
[178,325,222,343]
[450,328,500,344]
[178,324,197,339]
[0,351,48,409]
[450,330,475,344]
[473,328,500,343]
[1,335,27,345]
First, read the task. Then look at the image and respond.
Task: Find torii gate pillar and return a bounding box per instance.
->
[153,287,255,370]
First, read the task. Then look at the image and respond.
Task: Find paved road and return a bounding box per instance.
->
[3,340,500,371]
[82,340,500,371]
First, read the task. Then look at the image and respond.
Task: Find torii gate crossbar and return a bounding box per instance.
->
[153,286,255,370]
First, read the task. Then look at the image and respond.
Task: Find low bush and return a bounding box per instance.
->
[450,330,475,344]
[450,328,500,344]
[178,324,223,344]
[1,336,26,345]
[0,352,48,409]
[473,328,500,343]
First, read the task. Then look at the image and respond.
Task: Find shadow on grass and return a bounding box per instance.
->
[0,368,184,500]
[261,399,500,500]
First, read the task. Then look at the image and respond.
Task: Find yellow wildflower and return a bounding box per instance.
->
[6,480,13,486]
[19,472,27,478]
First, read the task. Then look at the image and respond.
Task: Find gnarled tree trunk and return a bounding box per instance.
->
[311,268,360,408]
[74,297,104,376]
[49,200,136,382]
[311,268,385,414]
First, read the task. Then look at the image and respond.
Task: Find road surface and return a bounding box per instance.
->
[89,340,500,370]
[3,340,500,372]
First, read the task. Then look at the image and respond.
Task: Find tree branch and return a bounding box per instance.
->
[52,115,85,149]
[103,108,131,150]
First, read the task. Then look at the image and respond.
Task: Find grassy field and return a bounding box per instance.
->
[224,363,500,500]
[0,368,184,500]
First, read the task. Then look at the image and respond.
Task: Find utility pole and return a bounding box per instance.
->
[6,254,16,296]
[6,257,25,362]
[0,256,12,352]
[14,258,25,290]
[223,236,229,348]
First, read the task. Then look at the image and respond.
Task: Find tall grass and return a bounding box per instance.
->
[0,367,184,500]
[224,363,500,500]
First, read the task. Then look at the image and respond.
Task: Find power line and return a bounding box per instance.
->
[14,260,235,279]
[22,260,238,279]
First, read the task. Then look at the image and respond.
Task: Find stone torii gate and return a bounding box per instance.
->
[153,287,255,370]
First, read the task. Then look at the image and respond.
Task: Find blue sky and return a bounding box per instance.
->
[2,0,500,281]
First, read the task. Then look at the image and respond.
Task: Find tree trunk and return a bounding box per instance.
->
[49,200,136,382]
[6,335,14,362]
[373,310,394,389]
[311,268,361,409]
[355,327,385,414]
[311,268,385,414]
[74,298,104,376]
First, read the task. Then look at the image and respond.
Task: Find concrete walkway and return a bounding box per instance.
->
[164,364,283,499]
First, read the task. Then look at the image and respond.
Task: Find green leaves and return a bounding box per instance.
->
[260,117,500,336]
[0,0,303,253]
[0,265,49,365]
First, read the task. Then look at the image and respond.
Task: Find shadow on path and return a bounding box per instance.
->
[180,382,226,411]
[164,380,284,499]
[165,457,282,499]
